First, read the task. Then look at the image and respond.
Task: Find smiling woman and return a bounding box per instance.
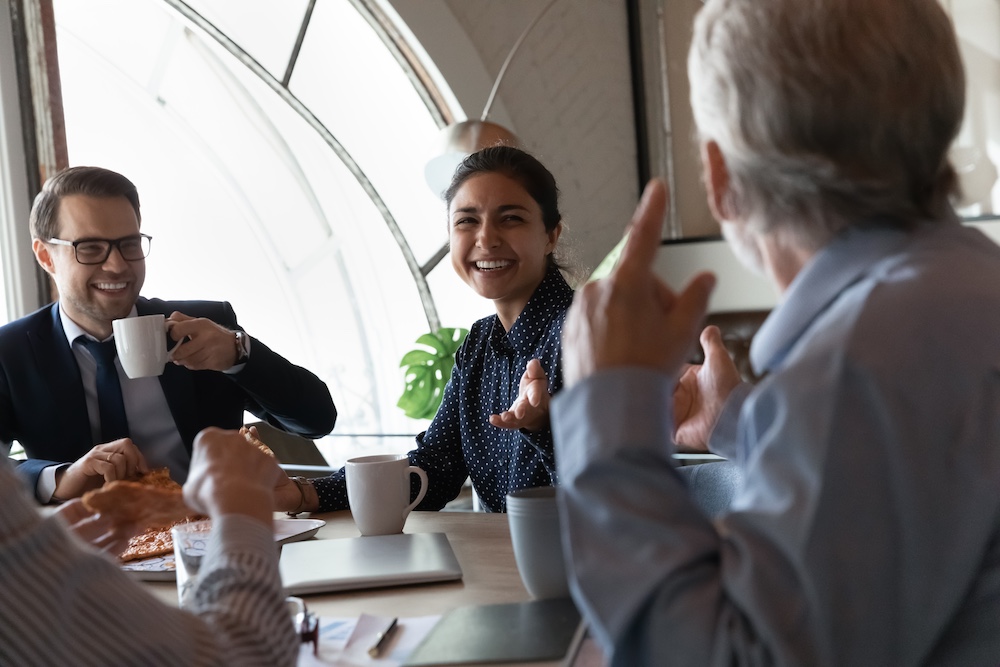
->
[273,146,578,514]
[446,163,563,330]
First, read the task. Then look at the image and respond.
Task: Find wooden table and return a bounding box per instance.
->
[142,510,533,617]
[142,510,606,666]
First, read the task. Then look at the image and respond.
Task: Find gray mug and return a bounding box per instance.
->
[506,486,570,599]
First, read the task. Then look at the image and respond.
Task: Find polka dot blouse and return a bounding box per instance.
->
[311,265,575,513]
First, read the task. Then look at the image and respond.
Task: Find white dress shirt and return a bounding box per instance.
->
[37,306,189,500]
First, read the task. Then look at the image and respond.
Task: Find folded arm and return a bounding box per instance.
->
[161,302,337,438]
[221,335,337,438]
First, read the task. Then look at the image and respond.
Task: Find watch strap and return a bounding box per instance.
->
[233,330,251,364]
[286,476,311,517]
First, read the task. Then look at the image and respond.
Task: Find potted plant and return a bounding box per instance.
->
[397,327,469,420]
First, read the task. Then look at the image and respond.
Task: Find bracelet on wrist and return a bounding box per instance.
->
[286,476,311,517]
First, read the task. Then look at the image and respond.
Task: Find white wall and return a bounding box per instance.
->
[949,0,1000,216]
[654,239,778,313]
[390,0,641,275]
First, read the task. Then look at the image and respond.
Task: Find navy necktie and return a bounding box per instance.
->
[78,337,130,442]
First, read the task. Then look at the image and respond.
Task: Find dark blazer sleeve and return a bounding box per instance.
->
[139,298,336,441]
[227,335,337,437]
[0,304,96,492]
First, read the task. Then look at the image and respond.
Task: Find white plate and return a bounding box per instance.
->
[274,517,326,545]
[122,517,326,581]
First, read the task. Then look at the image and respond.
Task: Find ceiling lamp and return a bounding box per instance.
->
[424,0,562,197]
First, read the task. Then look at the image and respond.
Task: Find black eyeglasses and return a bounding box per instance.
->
[46,234,152,265]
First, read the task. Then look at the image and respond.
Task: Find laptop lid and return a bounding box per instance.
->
[279,532,463,596]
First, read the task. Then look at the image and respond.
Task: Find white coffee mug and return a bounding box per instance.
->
[507,486,570,599]
[112,314,170,378]
[346,454,428,536]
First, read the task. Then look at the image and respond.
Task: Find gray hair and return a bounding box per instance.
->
[688,0,965,248]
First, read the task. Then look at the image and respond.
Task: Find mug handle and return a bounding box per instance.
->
[403,466,429,515]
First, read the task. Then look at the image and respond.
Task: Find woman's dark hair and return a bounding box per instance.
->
[444,146,562,234]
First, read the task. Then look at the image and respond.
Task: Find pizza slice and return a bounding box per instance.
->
[119,521,187,562]
[82,425,277,564]
[82,479,192,530]
[81,467,201,562]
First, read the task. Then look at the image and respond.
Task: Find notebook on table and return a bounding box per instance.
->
[279,532,463,596]
[404,598,585,666]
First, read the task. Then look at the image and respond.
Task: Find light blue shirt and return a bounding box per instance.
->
[553,221,1000,665]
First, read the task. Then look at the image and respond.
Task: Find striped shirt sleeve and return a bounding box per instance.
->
[0,459,298,666]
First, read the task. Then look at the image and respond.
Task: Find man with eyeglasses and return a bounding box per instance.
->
[0,166,337,502]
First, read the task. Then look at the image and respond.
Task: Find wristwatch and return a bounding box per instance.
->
[233,330,251,364]
[287,476,312,517]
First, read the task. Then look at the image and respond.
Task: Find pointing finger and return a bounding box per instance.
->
[614,179,668,280]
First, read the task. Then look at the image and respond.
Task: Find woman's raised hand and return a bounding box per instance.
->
[489,358,551,432]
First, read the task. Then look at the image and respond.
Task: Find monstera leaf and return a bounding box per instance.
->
[397,327,469,420]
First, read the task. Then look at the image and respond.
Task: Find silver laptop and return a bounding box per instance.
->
[279,532,463,595]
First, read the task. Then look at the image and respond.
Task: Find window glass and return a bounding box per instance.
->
[0,257,6,325]
[184,0,310,78]
[289,0,450,266]
[52,0,484,465]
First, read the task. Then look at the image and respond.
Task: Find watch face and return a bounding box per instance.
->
[236,331,250,360]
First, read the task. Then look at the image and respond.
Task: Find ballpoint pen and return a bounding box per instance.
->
[368,617,399,658]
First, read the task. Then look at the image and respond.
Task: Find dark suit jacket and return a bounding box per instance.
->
[0,297,337,489]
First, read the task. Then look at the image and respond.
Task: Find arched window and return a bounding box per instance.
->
[52,0,491,463]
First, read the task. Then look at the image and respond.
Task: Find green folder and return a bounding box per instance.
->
[404,598,585,666]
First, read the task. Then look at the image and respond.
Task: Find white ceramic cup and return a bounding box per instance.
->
[346,454,428,536]
[112,314,170,378]
[506,486,570,599]
[172,519,213,608]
